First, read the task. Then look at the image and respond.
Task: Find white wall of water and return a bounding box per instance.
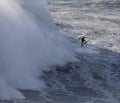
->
[0,0,77,100]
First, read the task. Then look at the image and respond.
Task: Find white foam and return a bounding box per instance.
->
[0,0,77,100]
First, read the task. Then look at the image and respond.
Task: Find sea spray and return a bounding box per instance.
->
[0,0,76,100]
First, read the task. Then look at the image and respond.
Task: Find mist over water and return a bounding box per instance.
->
[0,0,76,100]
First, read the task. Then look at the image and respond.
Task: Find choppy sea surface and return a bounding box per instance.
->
[47,0,120,52]
[1,0,120,103]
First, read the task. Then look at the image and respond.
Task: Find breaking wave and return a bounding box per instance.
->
[0,0,77,100]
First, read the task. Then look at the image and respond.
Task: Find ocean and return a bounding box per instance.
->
[0,0,120,103]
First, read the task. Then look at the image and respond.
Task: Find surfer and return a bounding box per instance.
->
[80,36,87,46]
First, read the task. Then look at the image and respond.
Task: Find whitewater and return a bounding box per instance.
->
[0,0,120,103]
[0,0,77,100]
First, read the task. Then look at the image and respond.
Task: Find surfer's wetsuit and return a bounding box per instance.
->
[81,37,87,46]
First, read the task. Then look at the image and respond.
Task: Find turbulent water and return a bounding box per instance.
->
[0,0,120,103]
[0,0,76,101]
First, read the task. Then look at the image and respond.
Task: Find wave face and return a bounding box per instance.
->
[45,0,120,103]
[0,0,76,100]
